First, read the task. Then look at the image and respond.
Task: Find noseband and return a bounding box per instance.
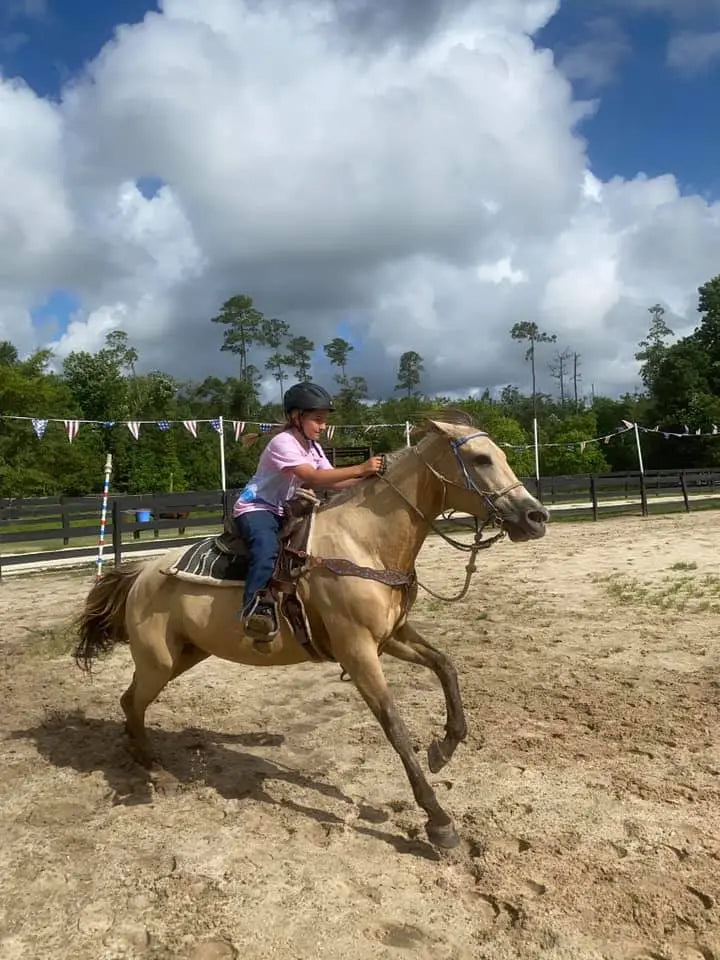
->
[377,430,524,559]
[375,430,525,602]
[418,431,524,527]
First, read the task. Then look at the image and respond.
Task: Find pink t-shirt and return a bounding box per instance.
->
[233,430,332,517]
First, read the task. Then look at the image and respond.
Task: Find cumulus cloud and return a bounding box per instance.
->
[1,0,720,402]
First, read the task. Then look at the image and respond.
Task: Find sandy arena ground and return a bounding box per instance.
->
[1,512,719,960]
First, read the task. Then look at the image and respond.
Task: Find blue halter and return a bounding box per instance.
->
[448,431,522,515]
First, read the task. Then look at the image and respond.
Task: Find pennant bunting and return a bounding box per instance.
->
[326,425,336,441]
[233,421,246,441]
[103,421,116,428]
[127,421,140,440]
[210,418,222,434]
[183,420,197,438]
[157,420,170,432]
[32,418,48,440]
[64,420,79,443]
[259,423,273,433]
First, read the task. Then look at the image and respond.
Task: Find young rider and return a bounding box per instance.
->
[233,381,384,639]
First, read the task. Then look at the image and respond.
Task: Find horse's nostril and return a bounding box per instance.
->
[527,509,549,525]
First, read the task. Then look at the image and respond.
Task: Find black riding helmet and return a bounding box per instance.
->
[283,381,335,416]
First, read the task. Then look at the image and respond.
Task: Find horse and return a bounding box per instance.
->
[75,413,549,849]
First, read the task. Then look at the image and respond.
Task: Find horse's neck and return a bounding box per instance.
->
[320,441,444,571]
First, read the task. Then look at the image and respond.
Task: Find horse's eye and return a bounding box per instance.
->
[474,454,492,467]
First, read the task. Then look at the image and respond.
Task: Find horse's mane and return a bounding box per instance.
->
[319,409,477,511]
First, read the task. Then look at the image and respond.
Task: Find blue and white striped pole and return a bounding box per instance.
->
[96,453,113,580]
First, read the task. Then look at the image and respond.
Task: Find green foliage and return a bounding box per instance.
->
[324,337,353,375]
[395,350,424,397]
[287,336,314,380]
[10,273,720,499]
[635,304,673,392]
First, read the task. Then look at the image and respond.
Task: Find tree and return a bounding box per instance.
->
[510,321,557,420]
[635,304,674,392]
[549,348,572,405]
[333,375,369,422]
[324,337,353,377]
[211,294,264,386]
[696,276,720,349]
[572,352,582,409]
[62,337,130,421]
[287,335,314,381]
[257,318,292,403]
[0,341,19,366]
[395,350,424,397]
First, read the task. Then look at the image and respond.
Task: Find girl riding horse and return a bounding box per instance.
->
[233,381,384,639]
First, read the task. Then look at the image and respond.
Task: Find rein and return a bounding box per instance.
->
[377,430,519,602]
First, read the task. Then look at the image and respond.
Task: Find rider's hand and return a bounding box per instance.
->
[360,456,385,477]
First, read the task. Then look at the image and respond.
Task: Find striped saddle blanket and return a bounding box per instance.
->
[164,537,248,586]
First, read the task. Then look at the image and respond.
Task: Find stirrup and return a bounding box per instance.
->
[243,595,279,640]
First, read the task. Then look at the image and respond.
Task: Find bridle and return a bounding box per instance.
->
[377,430,525,602]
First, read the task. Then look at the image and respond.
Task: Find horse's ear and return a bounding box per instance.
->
[419,409,476,435]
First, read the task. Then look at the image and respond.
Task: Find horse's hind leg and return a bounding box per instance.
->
[169,642,210,681]
[384,622,467,774]
[342,638,459,850]
[120,625,185,766]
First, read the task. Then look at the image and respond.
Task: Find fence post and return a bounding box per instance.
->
[680,472,690,513]
[590,475,598,521]
[60,497,70,546]
[112,500,122,568]
[639,473,649,517]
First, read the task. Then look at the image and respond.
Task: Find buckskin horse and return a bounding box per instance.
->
[75,413,548,848]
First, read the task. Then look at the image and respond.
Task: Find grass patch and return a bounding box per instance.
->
[23,619,78,659]
[670,560,698,571]
[595,570,720,613]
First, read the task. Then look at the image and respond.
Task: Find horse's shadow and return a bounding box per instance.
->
[10,710,439,861]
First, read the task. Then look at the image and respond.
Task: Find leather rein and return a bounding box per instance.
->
[375,431,523,601]
[303,431,521,604]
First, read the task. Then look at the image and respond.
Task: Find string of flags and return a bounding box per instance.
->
[2,415,408,443]
[7,414,720,450]
[499,424,633,452]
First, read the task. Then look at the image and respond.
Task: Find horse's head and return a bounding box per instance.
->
[420,414,549,542]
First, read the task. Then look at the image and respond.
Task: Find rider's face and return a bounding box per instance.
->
[299,410,329,440]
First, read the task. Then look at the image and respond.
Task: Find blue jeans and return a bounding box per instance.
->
[234,510,283,610]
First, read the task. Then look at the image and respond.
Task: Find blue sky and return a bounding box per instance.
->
[537,3,720,198]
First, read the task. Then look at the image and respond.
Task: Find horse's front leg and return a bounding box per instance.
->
[384,622,468,774]
[342,637,460,849]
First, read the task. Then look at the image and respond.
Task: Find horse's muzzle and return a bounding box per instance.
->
[505,499,550,541]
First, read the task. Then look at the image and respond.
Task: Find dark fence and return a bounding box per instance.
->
[2,462,720,575]
[0,444,374,576]
[0,489,232,576]
[529,467,720,520]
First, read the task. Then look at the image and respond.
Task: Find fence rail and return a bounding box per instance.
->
[3,464,720,576]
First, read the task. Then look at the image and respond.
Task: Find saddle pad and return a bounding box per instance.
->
[163,536,248,586]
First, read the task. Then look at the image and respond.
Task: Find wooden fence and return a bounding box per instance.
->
[2,462,720,576]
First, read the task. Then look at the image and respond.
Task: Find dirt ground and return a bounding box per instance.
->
[1,512,719,960]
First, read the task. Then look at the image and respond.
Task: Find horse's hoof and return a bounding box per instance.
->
[426,820,460,849]
[429,739,452,773]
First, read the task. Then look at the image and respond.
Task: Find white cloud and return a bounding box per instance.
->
[667,29,720,73]
[1,0,720,403]
[556,17,631,90]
